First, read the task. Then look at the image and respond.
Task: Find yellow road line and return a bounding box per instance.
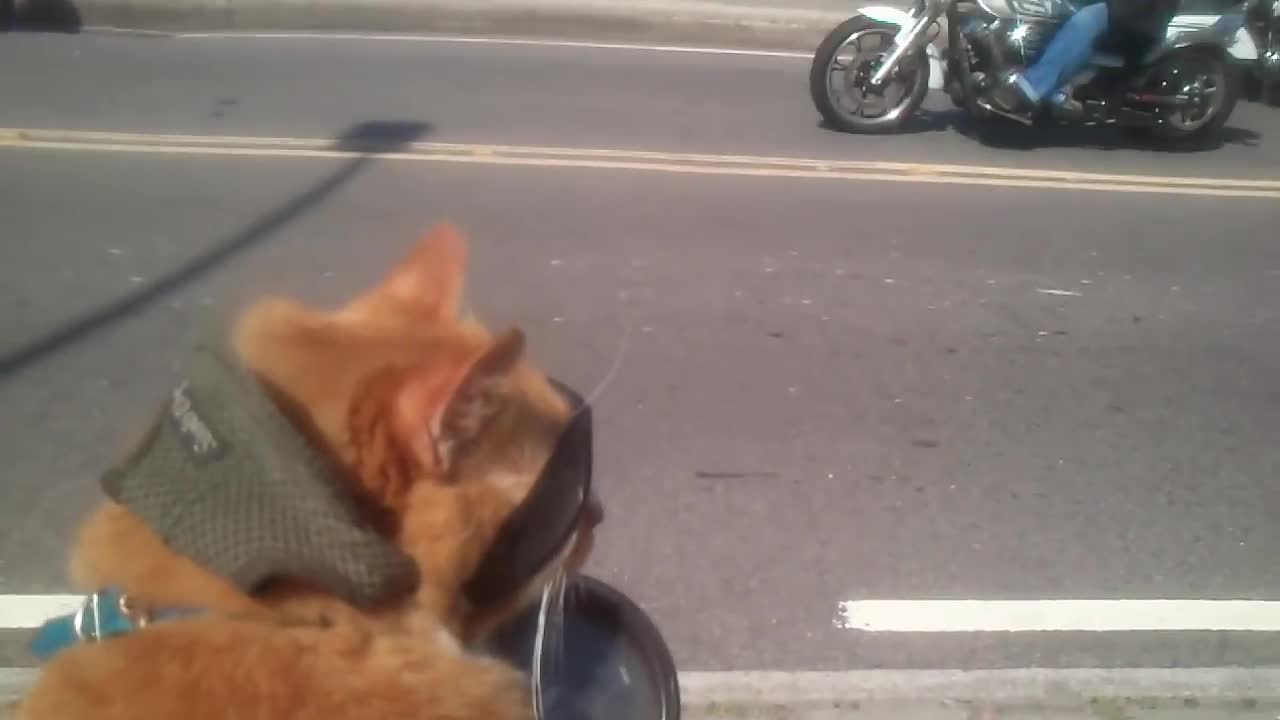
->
[2,127,1278,199]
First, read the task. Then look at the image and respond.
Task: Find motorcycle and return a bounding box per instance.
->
[809,0,1262,143]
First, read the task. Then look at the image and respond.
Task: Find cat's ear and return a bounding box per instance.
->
[348,222,467,319]
[394,328,526,473]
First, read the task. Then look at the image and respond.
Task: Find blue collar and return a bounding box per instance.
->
[30,588,204,661]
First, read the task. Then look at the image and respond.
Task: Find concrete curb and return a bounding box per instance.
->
[0,670,28,720]
[680,669,1280,718]
[11,0,899,49]
[6,667,1280,719]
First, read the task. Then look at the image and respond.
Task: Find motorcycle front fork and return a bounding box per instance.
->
[1266,3,1280,75]
[868,0,947,87]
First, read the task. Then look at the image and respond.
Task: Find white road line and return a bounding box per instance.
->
[0,596,83,630]
[837,600,1280,633]
[169,31,812,57]
[83,26,175,38]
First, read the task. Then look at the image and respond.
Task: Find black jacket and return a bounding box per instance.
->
[1107,0,1179,40]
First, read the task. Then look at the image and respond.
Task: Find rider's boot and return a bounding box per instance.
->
[1048,91,1085,122]
[979,73,1038,125]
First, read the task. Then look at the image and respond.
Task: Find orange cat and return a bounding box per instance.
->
[16,223,603,720]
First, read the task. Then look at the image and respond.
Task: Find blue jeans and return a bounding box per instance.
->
[1013,2,1110,104]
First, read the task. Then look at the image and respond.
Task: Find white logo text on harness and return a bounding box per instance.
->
[170,381,226,463]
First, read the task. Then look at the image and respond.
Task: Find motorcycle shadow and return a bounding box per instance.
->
[887,107,1262,154]
[2,0,81,32]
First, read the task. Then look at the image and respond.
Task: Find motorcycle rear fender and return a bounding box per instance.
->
[1148,13,1259,63]
[1225,27,1260,61]
[852,6,947,89]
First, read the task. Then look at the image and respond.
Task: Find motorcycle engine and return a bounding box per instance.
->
[1006,20,1056,64]
[961,16,1058,69]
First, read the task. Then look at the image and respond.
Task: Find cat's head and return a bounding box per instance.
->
[231,223,603,637]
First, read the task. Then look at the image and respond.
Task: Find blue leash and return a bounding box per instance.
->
[30,587,203,661]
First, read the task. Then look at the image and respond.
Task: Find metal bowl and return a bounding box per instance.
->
[485,574,680,720]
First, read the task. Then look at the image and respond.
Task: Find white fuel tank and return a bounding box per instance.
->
[978,0,1075,19]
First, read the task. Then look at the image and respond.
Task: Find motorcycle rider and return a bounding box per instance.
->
[984,0,1179,121]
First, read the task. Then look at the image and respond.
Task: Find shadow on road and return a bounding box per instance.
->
[1,0,81,32]
[828,108,1264,154]
[952,114,1262,154]
[0,120,434,380]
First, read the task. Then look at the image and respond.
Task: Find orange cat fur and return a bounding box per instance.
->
[16,223,602,720]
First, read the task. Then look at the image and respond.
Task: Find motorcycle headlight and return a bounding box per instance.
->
[530,572,570,720]
[487,574,681,720]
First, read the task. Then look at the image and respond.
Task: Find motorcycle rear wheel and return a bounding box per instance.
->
[1132,48,1238,146]
[809,16,932,134]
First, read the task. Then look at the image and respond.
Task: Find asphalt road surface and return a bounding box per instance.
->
[1,30,1278,674]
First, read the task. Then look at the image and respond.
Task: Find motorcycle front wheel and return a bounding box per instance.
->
[809,16,932,134]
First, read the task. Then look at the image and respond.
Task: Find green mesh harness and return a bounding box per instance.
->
[99,343,419,609]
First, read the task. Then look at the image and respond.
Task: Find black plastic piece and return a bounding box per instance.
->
[487,574,681,720]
